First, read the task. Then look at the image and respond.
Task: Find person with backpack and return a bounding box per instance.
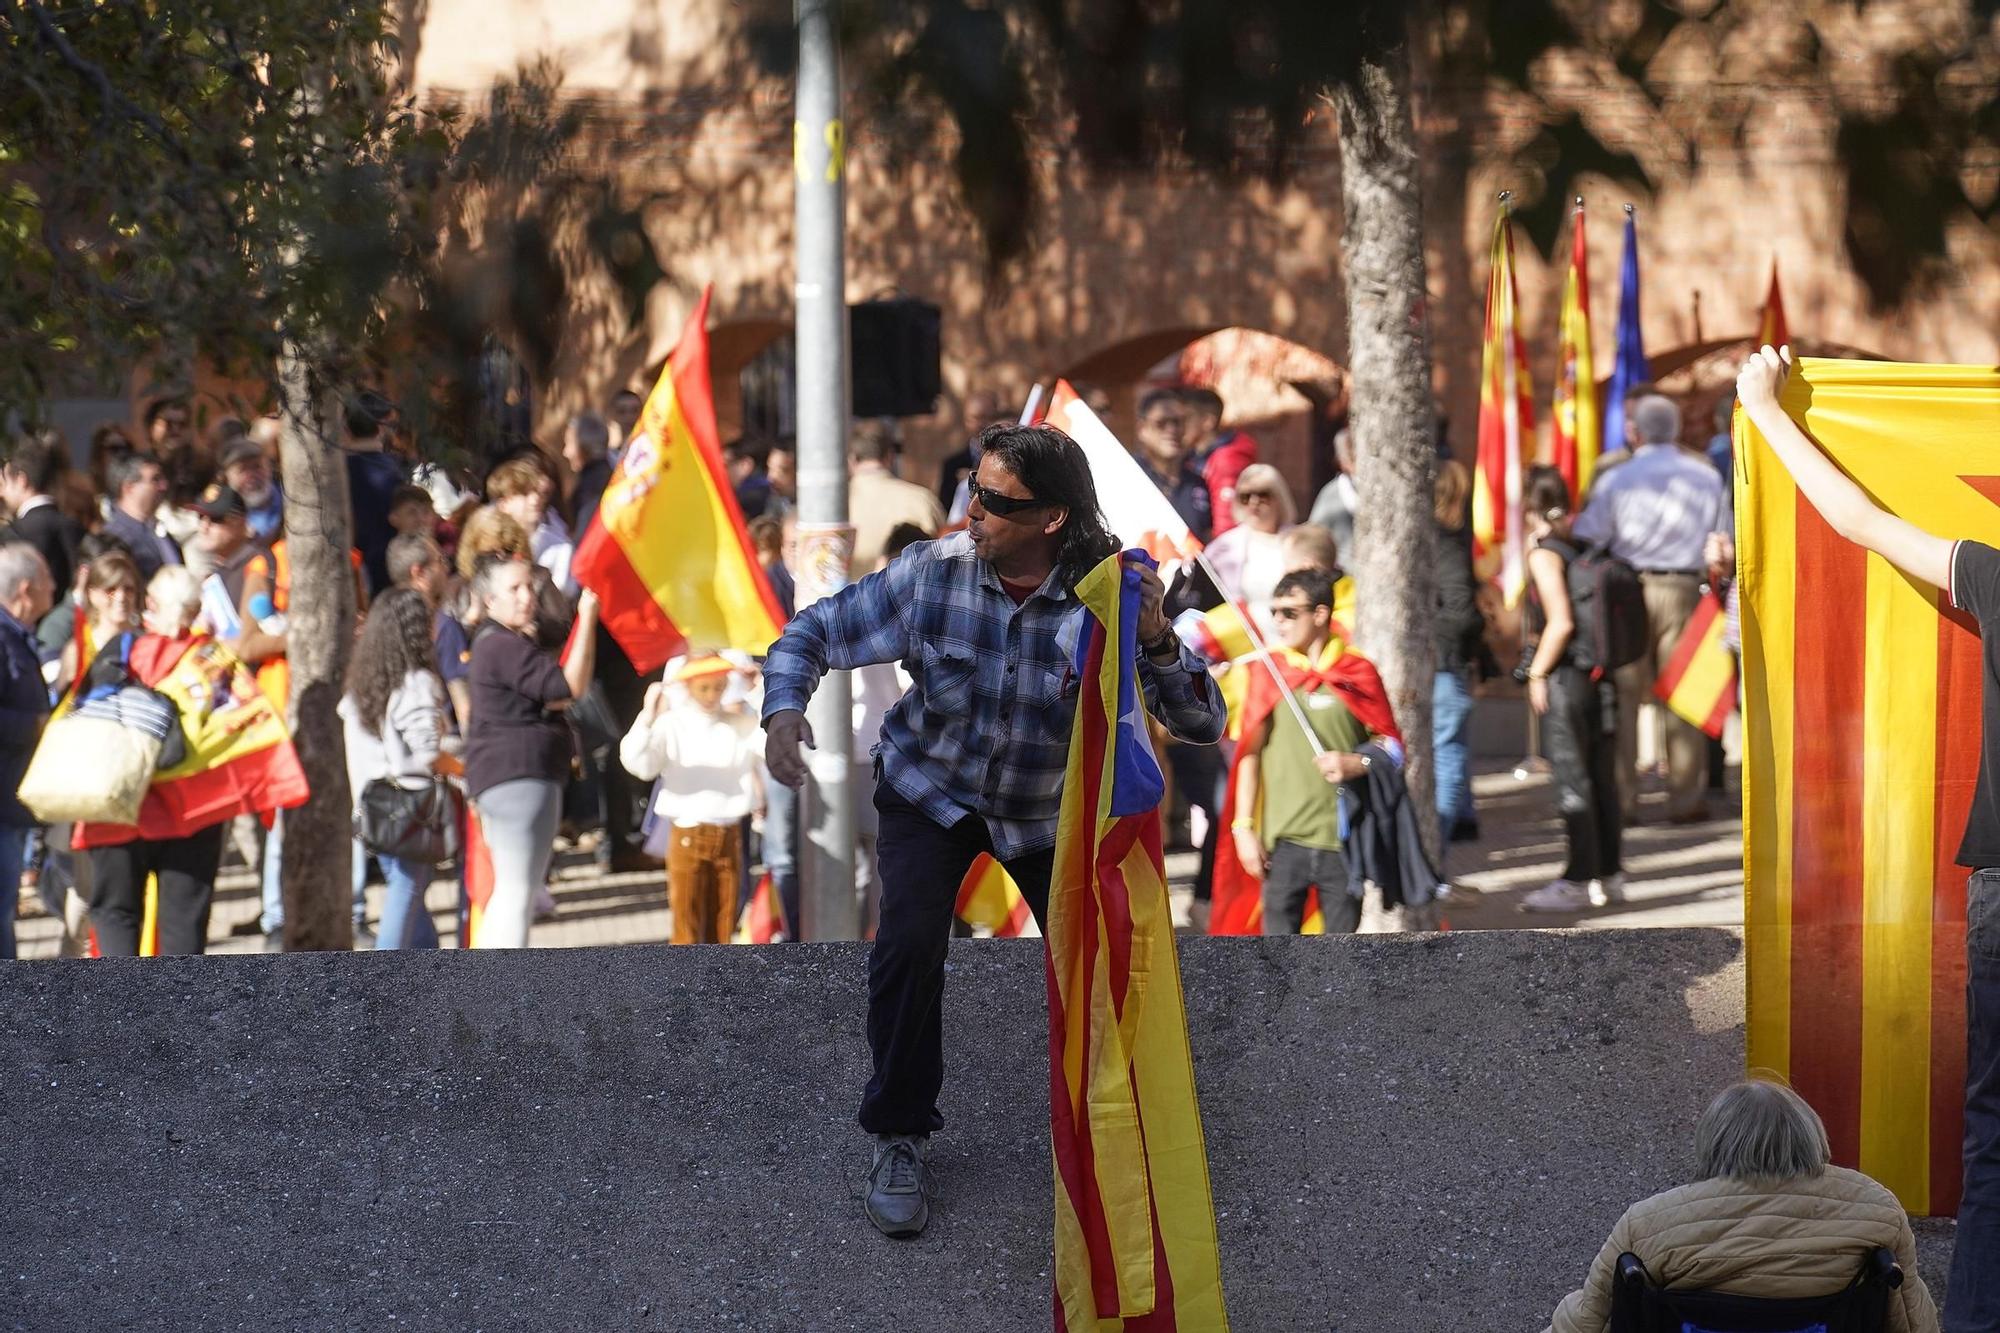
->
[1573,393,1733,824]
[1519,466,1627,913]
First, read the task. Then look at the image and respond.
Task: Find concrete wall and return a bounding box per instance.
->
[0,930,1956,1330]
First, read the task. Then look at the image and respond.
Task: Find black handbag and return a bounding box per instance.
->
[353,778,465,866]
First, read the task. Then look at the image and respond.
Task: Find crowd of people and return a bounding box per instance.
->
[0,372,1750,960]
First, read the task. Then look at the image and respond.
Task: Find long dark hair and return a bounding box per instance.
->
[345,586,439,737]
[974,422,1119,585]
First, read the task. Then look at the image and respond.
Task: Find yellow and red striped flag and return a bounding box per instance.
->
[1550,199,1601,501]
[1739,358,1994,1216]
[573,287,786,673]
[461,805,493,949]
[1472,201,1536,606]
[1049,553,1227,1331]
[955,854,1032,937]
[1758,261,1790,349]
[1652,590,1735,739]
[735,872,787,944]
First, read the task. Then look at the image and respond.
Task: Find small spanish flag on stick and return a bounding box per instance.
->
[953,854,1032,938]
[1652,590,1735,739]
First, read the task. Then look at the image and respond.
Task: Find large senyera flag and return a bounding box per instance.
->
[1738,358,1995,1216]
[1048,552,1227,1332]
[1471,202,1535,606]
[1549,199,1601,502]
[573,287,786,673]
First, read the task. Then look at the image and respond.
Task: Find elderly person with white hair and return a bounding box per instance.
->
[1544,1078,1939,1333]
[0,541,55,959]
[71,565,255,955]
[1572,392,1731,827]
[1203,462,1299,635]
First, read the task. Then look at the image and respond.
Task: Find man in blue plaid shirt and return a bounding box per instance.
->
[763,422,1226,1239]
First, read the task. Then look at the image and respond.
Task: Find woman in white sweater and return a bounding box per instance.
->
[340,587,456,950]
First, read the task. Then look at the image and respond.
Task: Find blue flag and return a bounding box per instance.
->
[1603,210,1650,462]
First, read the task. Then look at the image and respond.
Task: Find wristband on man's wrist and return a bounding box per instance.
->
[1143,628,1180,658]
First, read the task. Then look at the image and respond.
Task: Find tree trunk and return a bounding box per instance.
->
[1330,51,1442,877]
[275,346,357,951]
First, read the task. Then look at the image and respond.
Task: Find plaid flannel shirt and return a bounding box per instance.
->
[761,532,1226,858]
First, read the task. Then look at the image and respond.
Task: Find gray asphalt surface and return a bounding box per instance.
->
[0,930,1957,1331]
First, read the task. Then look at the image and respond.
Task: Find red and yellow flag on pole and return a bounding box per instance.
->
[1550,199,1601,502]
[573,287,786,673]
[1472,201,1536,606]
[1739,359,1995,1216]
[1758,261,1789,349]
[1652,590,1735,739]
[1049,553,1226,1332]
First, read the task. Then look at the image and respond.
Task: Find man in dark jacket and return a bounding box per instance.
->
[0,542,55,958]
[2,431,83,619]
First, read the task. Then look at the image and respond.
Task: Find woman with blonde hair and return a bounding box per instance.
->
[1545,1077,1937,1332]
[1203,462,1297,630]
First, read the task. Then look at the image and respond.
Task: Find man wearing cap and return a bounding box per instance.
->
[220,436,284,543]
[186,484,258,633]
[618,655,764,944]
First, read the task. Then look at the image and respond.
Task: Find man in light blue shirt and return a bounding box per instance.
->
[1574,394,1731,824]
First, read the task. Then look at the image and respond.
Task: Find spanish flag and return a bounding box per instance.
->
[1471,201,1536,606]
[1048,553,1227,1331]
[1549,199,1601,502]
[735,872,786,944]
[461,805,493,949]
[1739,358,1993,1216]
[573,287,786,673]
[74,636,308,848]
[955,853,1032,938]
[1652,590,1735,739]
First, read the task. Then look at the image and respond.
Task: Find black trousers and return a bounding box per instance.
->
[1543,666,1622,883]
[861,784,1053,1137]
[1261,839,1361,936]
[86,824,226,956]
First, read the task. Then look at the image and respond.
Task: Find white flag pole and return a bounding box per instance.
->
[1189,548,1325,760]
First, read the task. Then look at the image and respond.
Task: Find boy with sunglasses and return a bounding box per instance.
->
[1226,567,1399,935]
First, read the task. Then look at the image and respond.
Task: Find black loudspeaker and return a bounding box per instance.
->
[850,298,942,418]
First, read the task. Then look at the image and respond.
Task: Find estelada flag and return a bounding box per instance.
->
[1738,359,1996,1216]
[1549,199,1602,501]
[73,635,308,849]
[1042,380,1202,566]
[1207,641,1399,937]
[1652,590,1735,739]
[1048,552,1227,1331]
[1758,261,1790,349]
[573,287,786,673]
[955,853,1032,938]
[1471,201,1536,606]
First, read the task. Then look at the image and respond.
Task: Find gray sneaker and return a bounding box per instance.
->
[865,1134,933,1238]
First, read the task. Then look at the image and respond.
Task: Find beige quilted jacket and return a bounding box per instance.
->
[1544,1166,1939,1333]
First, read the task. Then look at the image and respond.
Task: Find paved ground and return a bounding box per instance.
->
[12,761,1744,957]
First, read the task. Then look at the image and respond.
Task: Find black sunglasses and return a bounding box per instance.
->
[968,480,1050,517]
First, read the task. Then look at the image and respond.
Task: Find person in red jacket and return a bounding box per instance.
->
[1180,386,1259,537]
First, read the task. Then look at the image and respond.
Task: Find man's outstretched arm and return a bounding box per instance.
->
[1738,345,1954,590]
[761,553,916,787]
